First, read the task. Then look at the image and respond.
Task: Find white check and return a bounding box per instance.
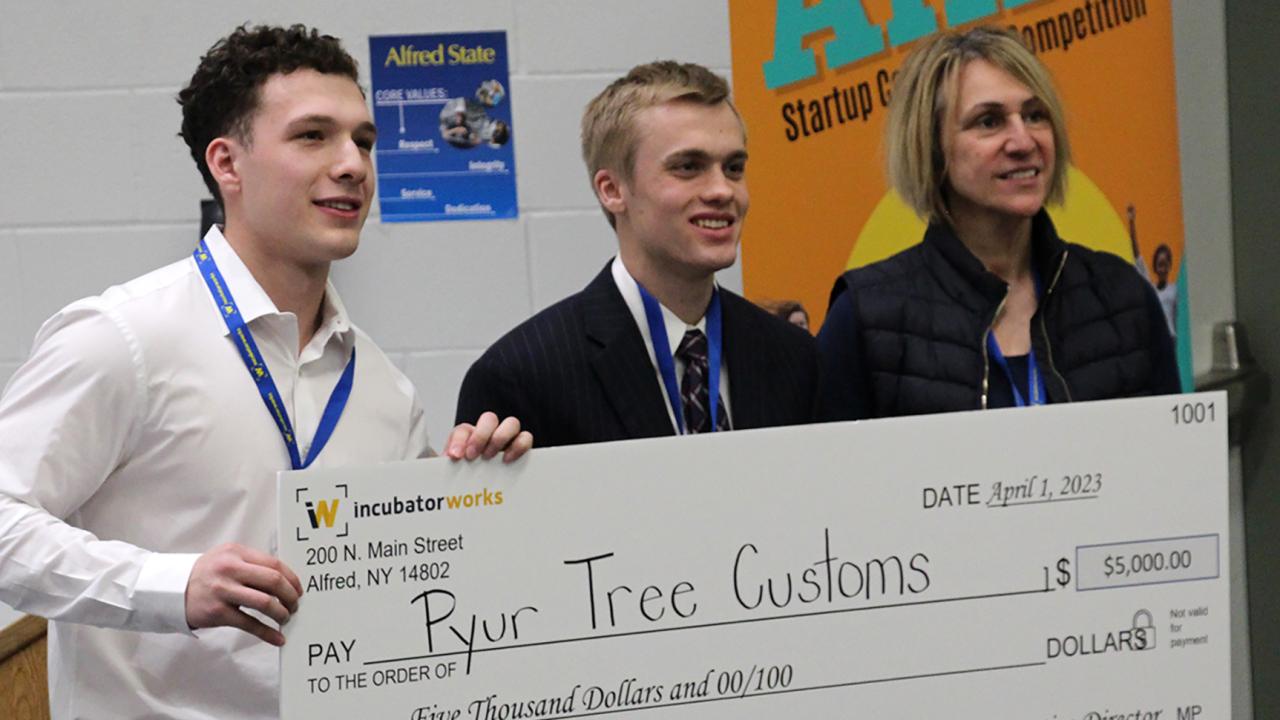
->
[278,393,1228,720]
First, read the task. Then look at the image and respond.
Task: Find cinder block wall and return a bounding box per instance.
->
[0,1,734,627]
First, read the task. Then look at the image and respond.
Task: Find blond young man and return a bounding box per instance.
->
[456,61,818,446]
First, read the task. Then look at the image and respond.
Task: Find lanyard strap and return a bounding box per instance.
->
[194,241,355,470]
[988,270,1047,408]
[637,284,723,434]
[986,334,1045,407]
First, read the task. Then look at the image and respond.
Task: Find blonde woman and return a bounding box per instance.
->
[818,26,1178,420]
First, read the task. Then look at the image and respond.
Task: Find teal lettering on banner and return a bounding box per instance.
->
[886,1,940,47]
[762,0,882,89]
[943,0,1001,26]
[763,0,1012,90]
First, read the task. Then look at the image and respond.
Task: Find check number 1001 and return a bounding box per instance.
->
[1172,401,1215,425]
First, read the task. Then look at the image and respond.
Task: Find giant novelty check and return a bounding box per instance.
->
[279,393,1228,719]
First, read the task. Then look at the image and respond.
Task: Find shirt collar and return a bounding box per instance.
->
[319,280,352,338]
[200,226,354,350]
[611,256,709,361]
[302,280,354,362]
[200,225,281,332]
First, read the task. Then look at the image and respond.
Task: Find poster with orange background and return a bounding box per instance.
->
[729,0,1190,382]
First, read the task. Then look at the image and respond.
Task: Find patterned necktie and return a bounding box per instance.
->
[675,329,730,434]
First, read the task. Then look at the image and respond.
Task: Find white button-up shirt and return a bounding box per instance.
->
[0,227,430,719]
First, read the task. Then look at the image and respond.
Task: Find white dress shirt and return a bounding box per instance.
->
[0,227,430,719]
[610,256,732,433]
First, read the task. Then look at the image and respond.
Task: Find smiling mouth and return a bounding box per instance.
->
[999,168,1040,180]
[315,199,361,211]
[692,218,733,229]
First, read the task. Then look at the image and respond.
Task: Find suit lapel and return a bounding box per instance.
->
[721,291,768,429]
[580,265,675,439]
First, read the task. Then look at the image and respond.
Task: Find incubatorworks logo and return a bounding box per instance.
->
[352,488,504,520]
[305,499,340,529]
[295,485,349,541]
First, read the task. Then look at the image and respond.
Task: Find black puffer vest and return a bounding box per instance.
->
[829,212,1165,417]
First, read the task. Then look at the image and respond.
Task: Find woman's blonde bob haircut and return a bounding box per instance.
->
[885,26,1071,223]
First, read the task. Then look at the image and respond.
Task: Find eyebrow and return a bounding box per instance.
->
[964,101,1006,115]
[960,98,1043,121]
[286,114,378,141]
[664,148,748,164]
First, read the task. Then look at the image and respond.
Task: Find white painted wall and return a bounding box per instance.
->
[1172,0,1236,374]
[0,0,736,629]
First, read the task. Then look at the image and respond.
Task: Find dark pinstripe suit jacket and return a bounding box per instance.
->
[455,263,820,448]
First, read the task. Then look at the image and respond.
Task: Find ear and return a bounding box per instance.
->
[593,168,627,217]
[205,137,242,200]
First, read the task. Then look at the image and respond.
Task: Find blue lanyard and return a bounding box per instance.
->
[636,283,723,434]
[986,334,1045,407]
[987,271,1047,408]
[194,240,355,470]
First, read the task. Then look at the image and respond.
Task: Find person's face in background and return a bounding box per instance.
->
[941,59,1054,226]
[787,309,809,331]
[1153,246,1173,288]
